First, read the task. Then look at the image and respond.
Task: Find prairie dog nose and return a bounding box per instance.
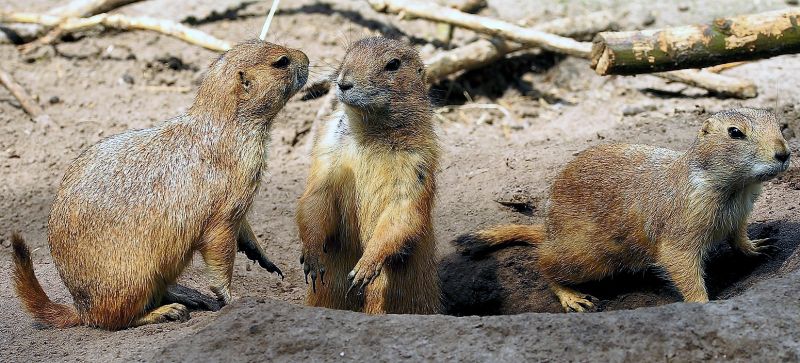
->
[775,151,790,163]
[338,82,353,91]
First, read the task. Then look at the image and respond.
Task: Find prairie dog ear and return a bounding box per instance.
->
[238,70,254,99]
[699,118,716,137]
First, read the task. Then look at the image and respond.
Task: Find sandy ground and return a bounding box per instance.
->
[1,0,799,361]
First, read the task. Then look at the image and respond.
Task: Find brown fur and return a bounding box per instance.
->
[11,40,308,330]
[297,37,440,314]
[471,108,791,312]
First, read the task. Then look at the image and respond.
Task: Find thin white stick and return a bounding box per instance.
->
[259,0,281,41]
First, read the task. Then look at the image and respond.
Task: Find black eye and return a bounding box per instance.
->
[728,127,746,139]
[272,56,290,69]
[385,58,401,71]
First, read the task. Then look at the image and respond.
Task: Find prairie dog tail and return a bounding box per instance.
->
[454,224,545,257]
[11,233,80,328]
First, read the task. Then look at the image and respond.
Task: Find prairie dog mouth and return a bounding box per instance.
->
[752,161,790,182]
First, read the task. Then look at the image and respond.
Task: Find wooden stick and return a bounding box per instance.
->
[434,0,487,45]
[259,0,281,41]
[46,0,143,18]
[3,12,233,52]
[705,61,748,73]
[0,67,52,125]
[1,0,144,44]
[591,8,800,75]
[368,0,592,57]
[426,12,615,82]
[653,69,757,98]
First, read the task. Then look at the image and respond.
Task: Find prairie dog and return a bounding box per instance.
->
[472,108,791,312]
[297,37,440,314]
[11,40,308,329]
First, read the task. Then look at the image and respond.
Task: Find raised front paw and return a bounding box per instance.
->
[347,253,383,296]
[300,248,326,293]
[736,238,774,257]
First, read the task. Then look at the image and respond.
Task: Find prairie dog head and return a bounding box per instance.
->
[193,40,309,122]
[334,37,427,119]
[693,108,790,185]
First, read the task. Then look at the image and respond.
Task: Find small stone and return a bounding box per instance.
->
[122,74,135,85]
[622,106,643,116]
[786,0,798,5]
[48,96,61,104]
[678,4,690,11]
[5,148,19,159]
[642,13,656,26]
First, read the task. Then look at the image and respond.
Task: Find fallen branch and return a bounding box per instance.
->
[0,67,52,125]
[2,12,232,52]
[0,0,144,44]
[47,0,144,18]
[368,0,592,57]
[434,0,487,45]
[591,8,800,75]
[653,69,757,98]
[426,12,615,82]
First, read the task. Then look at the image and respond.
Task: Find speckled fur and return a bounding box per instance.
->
[11,40,308,329]
[297,37,440,314]
[474,108,790,311]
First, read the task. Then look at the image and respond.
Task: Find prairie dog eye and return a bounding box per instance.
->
[385,58,401,71]
[728,127,746,139]
[272,56,290,69]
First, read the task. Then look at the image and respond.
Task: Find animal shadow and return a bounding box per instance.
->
[438,221,800,316]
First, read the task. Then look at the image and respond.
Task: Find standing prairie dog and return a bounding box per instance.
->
[11,40,308,330]
[471,108,791,312]
[297,37,440,314]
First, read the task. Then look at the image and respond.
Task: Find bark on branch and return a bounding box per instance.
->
[591,8,800,75]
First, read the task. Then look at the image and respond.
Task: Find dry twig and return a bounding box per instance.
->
[368,0,592,57]
[2,12,233,52]
[0,0,144,44]
[426,12,615,82]
[0,67,52,126]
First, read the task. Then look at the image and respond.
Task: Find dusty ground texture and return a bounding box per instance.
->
[1,0,799,361]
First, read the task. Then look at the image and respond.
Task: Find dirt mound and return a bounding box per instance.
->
[2,0,800,361]
[152,265,800,362]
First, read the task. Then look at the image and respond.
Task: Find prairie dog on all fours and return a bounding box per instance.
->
[297,37,440,314]
[468,108,791,312]
[11,40,308,330]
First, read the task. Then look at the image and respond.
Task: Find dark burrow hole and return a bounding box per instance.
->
[429,51,566,107]
[438,221,800,316]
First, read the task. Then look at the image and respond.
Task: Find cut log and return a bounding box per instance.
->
[368,0,592,57]
[591,8,800,75]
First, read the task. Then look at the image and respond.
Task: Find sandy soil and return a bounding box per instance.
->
[1,0,798,361]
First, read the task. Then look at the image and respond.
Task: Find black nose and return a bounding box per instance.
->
[775,152,790,163]
[338,82,353,91]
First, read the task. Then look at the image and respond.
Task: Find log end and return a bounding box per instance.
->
[590,36,613,76]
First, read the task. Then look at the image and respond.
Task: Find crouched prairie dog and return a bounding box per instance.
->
[297,37,440,314]
[11,40,308,330]
[468,108,791,312]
